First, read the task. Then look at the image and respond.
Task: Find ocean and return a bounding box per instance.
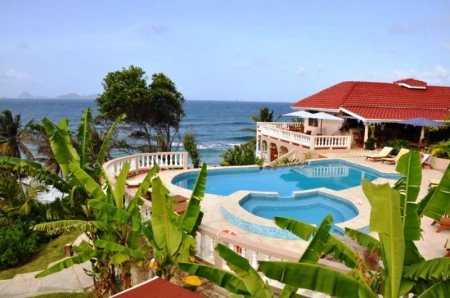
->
[0,99,293,166]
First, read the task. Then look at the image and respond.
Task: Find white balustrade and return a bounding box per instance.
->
[103,151,189,177]
[257,122,352,150]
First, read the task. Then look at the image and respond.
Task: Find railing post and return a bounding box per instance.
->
[200,234,206,258]
[251,251,258,269]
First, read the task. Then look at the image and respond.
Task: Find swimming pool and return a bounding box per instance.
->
[172,159,401,196]
[239,191,359,227]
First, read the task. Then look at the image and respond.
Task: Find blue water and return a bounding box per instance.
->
[239,192,359,226]
[172,159,402,196]
[0,98,292,166]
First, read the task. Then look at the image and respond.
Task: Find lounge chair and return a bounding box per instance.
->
[434,216,450,233]
[125,176,145,188]
[381,148,410,164]
[428,179,440,187]
[421,153,432,169]
[365,147,394,162]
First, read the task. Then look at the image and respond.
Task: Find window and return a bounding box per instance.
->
[308,118,318,127]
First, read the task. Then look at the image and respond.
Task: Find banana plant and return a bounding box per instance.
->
[179,215,361,297]
[266,152,450,297]
[35,161,158,295]
[148,163,207,280]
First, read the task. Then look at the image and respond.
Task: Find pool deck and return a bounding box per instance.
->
[158,153,448,261]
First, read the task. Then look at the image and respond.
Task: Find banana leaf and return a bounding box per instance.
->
[298,215,333,264]
[345,228,381,252]
[323,235,358,269]
[274,216,317,241]
[32,219,110,233]
[94,239,144,259]
[89,199,142,232]
[179,163,207,233]
[216,244,273,298]
[178,262,251,296]
[97,113,125,165]
[77,108,92,167]
[35,240,94,278]
[258,261,377,298]
[68,162,106,201]
[151,176,182,254]
[403,240,424,266]
[42,118,80,178]
[362,180,404,298]
[395,151,422,203]
[422,165,450,221]
[0,156,71,193]
[417,280,450,298]
[403,258,450,282]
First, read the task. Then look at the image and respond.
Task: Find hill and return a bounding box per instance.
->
[17,92,98,100]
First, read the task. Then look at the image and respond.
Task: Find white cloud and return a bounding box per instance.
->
[441,42,450,51]
[373,65,450,86]
[295,66,306,76]
[0,68,32,80]
[393,65,450,86]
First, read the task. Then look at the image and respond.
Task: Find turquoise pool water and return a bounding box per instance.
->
[239,192,359,226]
[172,159,401,196]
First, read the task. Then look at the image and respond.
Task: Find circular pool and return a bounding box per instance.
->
[239,191,359,227]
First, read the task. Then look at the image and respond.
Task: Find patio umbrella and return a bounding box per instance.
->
[311,112,344,134]
[282,110,314,118]
[397,117,445,143]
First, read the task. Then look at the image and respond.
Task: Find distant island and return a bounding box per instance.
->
[17,92,98,100]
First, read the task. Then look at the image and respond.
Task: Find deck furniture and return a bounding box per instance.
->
[365,147,394,162]
[381,148,410,164]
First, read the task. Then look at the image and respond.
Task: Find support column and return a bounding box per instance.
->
[364,122,370,142]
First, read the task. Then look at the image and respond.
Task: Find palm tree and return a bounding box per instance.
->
[244,107,280,147]
[25,121,62,176]
[0,109,34,159]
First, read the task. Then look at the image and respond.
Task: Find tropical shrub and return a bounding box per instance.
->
[429,139,450,159]
[0,203,49,270]
[220,144,262,166]
[385,139,412,155]
[182,133,201,168]
[363,137,376,150]
[181,152,450,297]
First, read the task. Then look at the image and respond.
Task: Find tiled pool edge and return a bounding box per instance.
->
[221,206,301,240]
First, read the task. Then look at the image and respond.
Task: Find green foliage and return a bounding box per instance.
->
[149,163,207,280]
[0,204,49,270]
[96,66,185,152]
[272,157,299,166]
[220,143,261,166]
[385,139,412,155]
[364,137,376,150]
[182,133,201,168]
[0,109,34,159]
[429,139,450,159]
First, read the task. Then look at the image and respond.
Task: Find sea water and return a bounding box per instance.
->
[0,99,292,166]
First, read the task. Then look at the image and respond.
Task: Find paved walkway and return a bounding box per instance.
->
[0,235,93,298]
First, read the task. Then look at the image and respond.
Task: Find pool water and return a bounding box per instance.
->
[239,192,359,226]
[173,159,401,197]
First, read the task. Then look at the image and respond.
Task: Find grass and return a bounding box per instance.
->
[29,292,94,298]
[0,232,81,280]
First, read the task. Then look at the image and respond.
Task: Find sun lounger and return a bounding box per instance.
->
[365,147,394,162]
[435,216,450,233]
[421,153,432,169]
[381,148,410,164]
[429,179,440,187]
[125,177,145,187]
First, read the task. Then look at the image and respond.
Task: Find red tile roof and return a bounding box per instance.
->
[292,79,450,121]
[112,277,203,298]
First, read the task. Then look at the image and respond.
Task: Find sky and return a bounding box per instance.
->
[0,0,449,102]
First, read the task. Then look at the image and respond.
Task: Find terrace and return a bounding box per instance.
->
[103,150,449,295]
